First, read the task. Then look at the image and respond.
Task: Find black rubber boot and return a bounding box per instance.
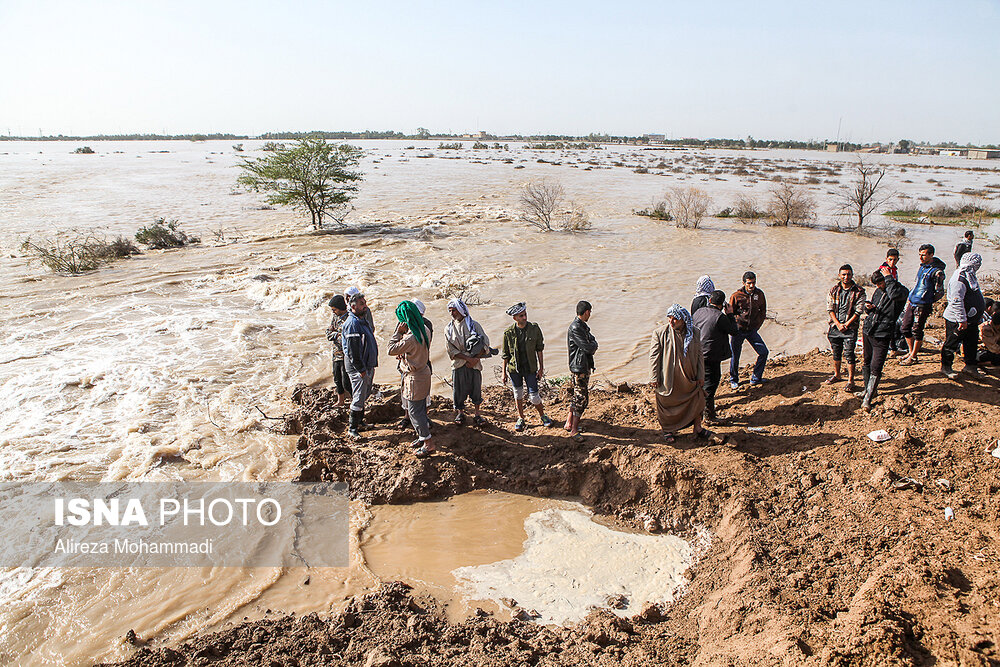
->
[703,396,718,424]
[348,410,362,440]
[856,366,871,399]
[861,371,879,411]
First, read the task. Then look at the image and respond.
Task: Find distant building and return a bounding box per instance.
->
[461,131,489,139]
[940,149,967,157]
[968,149,1000,160]
[645,134,665,143]
[826,143,841,152]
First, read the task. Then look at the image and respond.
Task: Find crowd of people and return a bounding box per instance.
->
[325,230,997,454]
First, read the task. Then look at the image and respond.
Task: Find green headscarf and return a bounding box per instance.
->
[395,300,428,347]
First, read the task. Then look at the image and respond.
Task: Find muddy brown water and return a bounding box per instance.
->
[1,140,997,664]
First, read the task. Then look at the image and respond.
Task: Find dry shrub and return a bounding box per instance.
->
[768,183,816,226]
[21,234,140,274]
[733,194,766,224]
[665,187,712,228]
[517,179,591,232]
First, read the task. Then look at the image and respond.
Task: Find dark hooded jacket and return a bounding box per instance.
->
[864,277,908,339]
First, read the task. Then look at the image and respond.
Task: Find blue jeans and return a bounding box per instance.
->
[730,331,768,383]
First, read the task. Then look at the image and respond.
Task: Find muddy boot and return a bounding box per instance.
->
[348,410,363,440]
[942,364,958,381]
[855,367,870,399]
[703,397,719,425]
[861,372,879,411]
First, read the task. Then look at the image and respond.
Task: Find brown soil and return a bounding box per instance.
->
[104,314,1000,666]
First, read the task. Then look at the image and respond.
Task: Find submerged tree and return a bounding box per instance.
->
[836,157,893,230]
[518,179,565,231]
[237,137,364,229]
[768,183,816,226]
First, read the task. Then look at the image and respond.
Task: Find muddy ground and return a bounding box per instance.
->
[105,311,1000,666]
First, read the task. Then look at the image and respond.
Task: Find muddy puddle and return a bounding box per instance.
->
[360,490,696,625]
[0,491,695,665]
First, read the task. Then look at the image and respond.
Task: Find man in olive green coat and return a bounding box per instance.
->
[502,302,555,432]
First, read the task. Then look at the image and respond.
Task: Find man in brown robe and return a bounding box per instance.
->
[649,304,714,444]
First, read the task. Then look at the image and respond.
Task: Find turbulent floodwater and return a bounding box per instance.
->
[1,139,998,664]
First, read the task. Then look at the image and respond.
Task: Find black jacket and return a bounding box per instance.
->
[690,294,710,316]
[863,277,908,339]
[567,318,598,374]
[692,305,738,363]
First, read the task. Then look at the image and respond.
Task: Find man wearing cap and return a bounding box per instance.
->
[445,298,490,426]
[326,295,352,408]
[342,291,379,439]
[344,286,375,331]
[502,302,555,431]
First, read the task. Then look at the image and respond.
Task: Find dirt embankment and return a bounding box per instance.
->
[105,315,1000,666]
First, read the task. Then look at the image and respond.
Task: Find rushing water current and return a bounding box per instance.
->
[1,139,997,663]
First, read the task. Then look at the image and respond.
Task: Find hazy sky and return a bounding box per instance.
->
[1,0,997,143]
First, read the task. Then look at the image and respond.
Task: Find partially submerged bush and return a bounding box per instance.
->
[72,146,95,154]
[135,218,199,249]
[437,142,463,150]
[517,179,590,232]
[665,187,712,228]
[560,204,592,232]
[733,194,767,224]
[635,201,672,221]
[768,183,816,226]
[21,234,140,274]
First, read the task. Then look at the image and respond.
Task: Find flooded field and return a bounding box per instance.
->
[1,139,998,664]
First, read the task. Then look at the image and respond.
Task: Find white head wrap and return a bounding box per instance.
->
[447,298,475,329]
[959,252,982,291]
[694,275,715,298]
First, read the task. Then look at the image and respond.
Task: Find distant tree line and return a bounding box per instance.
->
[2,131,994,149]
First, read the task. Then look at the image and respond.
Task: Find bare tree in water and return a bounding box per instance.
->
[768,182,816,226]
[836,157,893,229]
[665,187,712,228]
[518,180,564,231]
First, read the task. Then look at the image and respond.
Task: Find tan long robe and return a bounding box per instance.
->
[387,331,432,401]
[649,324,706,432]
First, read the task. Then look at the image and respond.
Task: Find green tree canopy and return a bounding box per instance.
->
[237,137,364,229]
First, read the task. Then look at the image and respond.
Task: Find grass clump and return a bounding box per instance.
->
[135,218,199,249]
[635,201,673,221]
[21,234,141,274]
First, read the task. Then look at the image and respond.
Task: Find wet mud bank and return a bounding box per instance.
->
[107,316,1000,665]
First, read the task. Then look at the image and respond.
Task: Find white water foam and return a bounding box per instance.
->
[453,509,694,625]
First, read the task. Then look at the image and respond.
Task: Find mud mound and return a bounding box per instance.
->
[101,582,695,667]
[107,313,1000,666]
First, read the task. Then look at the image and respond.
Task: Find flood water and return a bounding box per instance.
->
[1,139,997,664]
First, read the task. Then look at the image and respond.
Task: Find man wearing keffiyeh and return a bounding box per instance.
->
[388,301,435,457]
[502,302,555,431]
[691,275,715,315]
[445,298,492,426]
[649,304,715,444]
[941,252,985,379]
